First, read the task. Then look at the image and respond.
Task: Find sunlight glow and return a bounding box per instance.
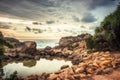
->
[0,17,33,25]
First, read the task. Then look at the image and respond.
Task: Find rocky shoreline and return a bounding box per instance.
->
[21,52,120,80]
[1,33,120,80]
[3,34,90,64]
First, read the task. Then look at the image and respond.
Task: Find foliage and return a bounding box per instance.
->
[0,39,15,48]
[0,45,5,55]
[0,33,15,56]
[0,32,15,79]
[87,49,95,54]
[85,37,95,49]
[86,5,120,52]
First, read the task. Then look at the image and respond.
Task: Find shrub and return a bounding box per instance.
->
[85,37,95,50]
[86,5,120,51]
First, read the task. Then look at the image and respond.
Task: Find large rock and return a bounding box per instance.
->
[61,65,69,69]
[17,41,37,54]
[48,74,58,80]
[4,37,19,44]
[6,41,37,55]
[59,36,77,47]
[4,37,21,48]
[44,46,52,50]
[59,33,92,47]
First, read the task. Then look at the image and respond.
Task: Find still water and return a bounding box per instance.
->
[3,58,72,78]
[2,39,69,78]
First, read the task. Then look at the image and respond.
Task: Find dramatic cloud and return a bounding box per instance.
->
[46,20,55,24]
[87,0,116,10]
[0,0,118,34]
[81,13,97,23]
[0,0,117,20]
[72,16,80,22]
[80,26,86,28]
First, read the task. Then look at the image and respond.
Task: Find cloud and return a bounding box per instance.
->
[88,0,116,9]
[47,8,56,12]
[0,0,117,24]
[29,0,63,7]
[72,16,80,22]
[81,13,97,23]
[80,26,86,28]
[89,26,97,30]
[0,1,35,19]
[46,20,55,24]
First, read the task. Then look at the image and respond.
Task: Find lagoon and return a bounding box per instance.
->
[3,58,72,78]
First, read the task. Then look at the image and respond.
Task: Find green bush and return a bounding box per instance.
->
[0,39,15,48]
[0,44,5,56]
[85,37,94,49]
[86,5,120,51]
[87,49,95,54]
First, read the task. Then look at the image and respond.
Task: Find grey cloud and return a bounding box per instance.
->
[89,0,116,9]
[47,8,56,12]
[0,0,67,20]
[0,1,33,18]
[72,16,80,22]
[81,26,86,28]
[29,0,63,7]
[81,13,97,23]
[0,0,117,21]
[46,20,55,24]
[0,0,52,19]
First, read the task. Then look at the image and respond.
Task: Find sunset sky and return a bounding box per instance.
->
[0,0,119,39]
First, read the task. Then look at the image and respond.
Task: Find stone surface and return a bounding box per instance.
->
[61,65,69,69]
[6,41,37,55]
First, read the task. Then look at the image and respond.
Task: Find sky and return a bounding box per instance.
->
[0,0,119,39]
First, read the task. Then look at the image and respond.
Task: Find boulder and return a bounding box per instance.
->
[61,65,69,69]
[18,41,37,54]
[4,37,19,45]
[34,55,40,60]
[48,74,58,80]
[59,33,91,47]
[59,36,75,47]
[44,46,52,50]
[75,67,85,73]
[6,41,37,55]
[103,68,113,74]
[77,33,92,39]
[95,68,103,75]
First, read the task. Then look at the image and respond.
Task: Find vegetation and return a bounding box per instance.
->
[86,5,120,52]
[0,31,15,79]
[0,32,14,55]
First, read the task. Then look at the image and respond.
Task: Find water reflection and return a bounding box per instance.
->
[0,59,4,78]
[23,60,37,67]
[3,58,72,78]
